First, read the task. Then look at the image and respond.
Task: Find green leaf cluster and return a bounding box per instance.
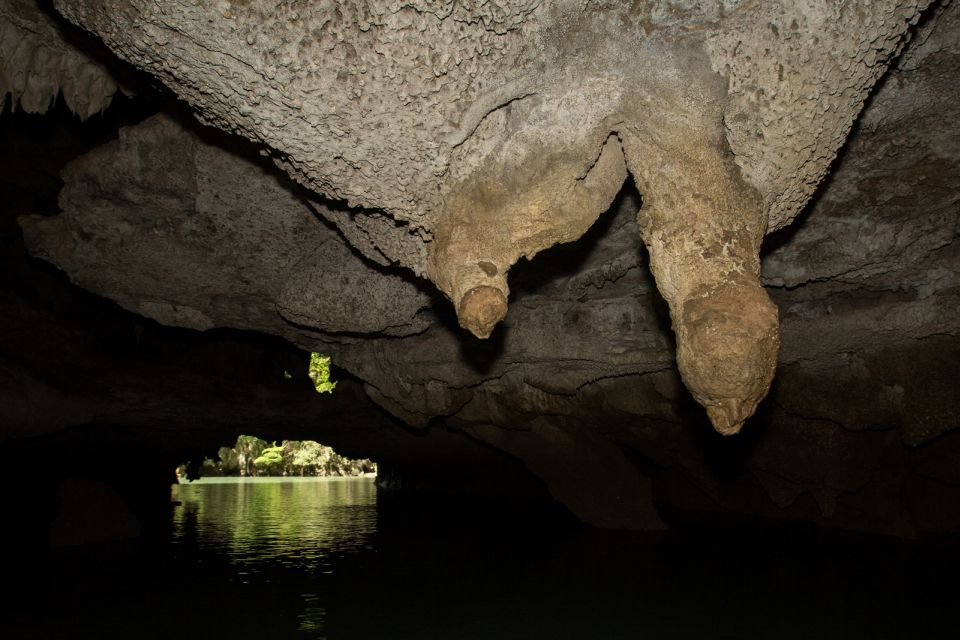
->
[253,444,284,468]
[182,435,375,478]
[308,353,337,394]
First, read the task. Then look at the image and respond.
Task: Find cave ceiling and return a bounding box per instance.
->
[2,0,959,533]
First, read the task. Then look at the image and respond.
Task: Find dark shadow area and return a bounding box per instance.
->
[1,102,314,383]
[644,238,675,345]
[1,97,159,217]
[34,0,156,92]
[457,323,509,373]
[509,181,643,301]
[4,466,958,639]
[3,5,960,637]
[684,387,771,480]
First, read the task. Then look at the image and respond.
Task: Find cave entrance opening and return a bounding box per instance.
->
[175,433,377,482]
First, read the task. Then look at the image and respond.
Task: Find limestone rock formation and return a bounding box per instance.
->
[0,0,118,118]
[20,113,432,337]
[42,0,933,432]
[2,0,959,534]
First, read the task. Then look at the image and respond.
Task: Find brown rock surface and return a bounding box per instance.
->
[1,0,958,533]
[40,0,933,430]
[1,0,118,118]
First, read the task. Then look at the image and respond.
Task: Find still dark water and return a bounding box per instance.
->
[6,477,958,639]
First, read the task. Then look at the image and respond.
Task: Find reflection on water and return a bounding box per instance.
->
[6,476,959,639]
[172,477,376,575]
[171,477,376,638]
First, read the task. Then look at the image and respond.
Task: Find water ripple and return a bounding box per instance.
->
[171,477,377,577]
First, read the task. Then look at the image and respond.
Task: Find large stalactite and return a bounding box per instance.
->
[36,0,931,435]
[3,0,959,533]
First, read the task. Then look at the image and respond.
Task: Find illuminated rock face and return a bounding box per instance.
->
[39,0,930,433]
[6,0,960,531]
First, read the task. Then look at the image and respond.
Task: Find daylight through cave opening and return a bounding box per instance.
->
[2,0,959,549]
[176,433,377,481]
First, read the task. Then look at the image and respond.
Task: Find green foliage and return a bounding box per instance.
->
[253,444,284,468]
[308,353,337,394]
[180,434,375,478]
[218,446,239,473]
[234,434,267,476]
[291,440,325,467]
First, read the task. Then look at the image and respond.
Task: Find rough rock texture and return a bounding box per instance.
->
[761,0,960,450]
[21,113,432,337]
[2,160,537,492]
[709,0,933,230]
[0,0,117,118]
[2,1,959,534]
[16,113,664,528]
[46,0,929,232]
[43,0,934,430]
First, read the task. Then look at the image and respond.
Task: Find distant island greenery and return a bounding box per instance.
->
[178,434,376,479]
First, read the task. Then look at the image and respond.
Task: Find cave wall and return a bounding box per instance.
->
[1,0,958,536]
[0,100,551,548]
[40,0,941,432]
